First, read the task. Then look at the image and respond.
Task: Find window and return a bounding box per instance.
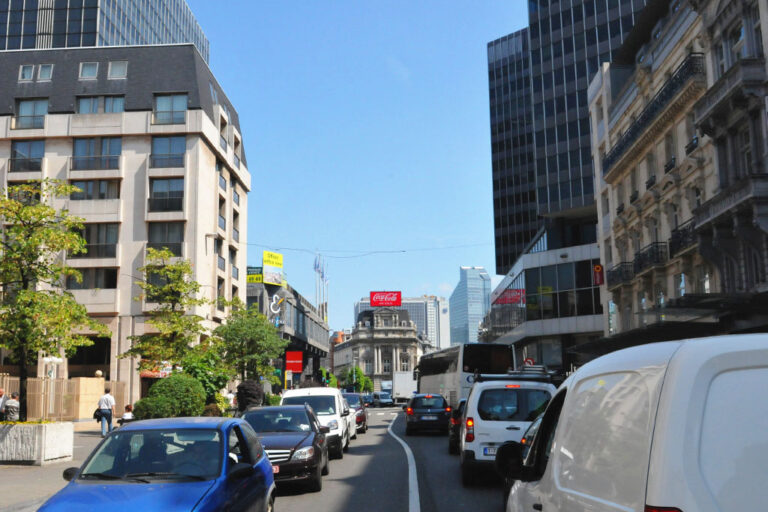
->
[19,65,34,81]
[739,127,752,176]
[70,180,120,200]
[75,223,119,258]
[382,358,392,374]
[150,136,186,167]
[15,99,47,129]
[67,268,118,289]
[77,97,99,114]
[477,388,551,422]
[153,94,187,124]
[107,61,127,79]
[149,178,184,211]
[79,62,98,79]
[104,96,125,113]
[38,64,53,81]
[72,138,121,170]
[10,140,45,172]
[148,222,184,256]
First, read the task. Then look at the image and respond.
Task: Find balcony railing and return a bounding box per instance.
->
[13,115,45,129]
[616,203,625,215]
[232,266,239,280]
[634,242,668,274]
[9,157,43,172]
[71,155,119,171]
[147,242,183,256]
[218,255,226,271]
[70,243,117,259]
[669,219,697,258]
[630,190,639,203]
[233,228,239,242]
[152,110,186,125]
[150,154,184,168]
[218,215,226,230]
[607,262,634,289]
[664,156,677,174]
[602,53,704,176]
[646,175,656,189]
[685,135,699,155]
[148,196,183,212]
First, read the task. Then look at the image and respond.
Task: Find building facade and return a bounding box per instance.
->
[449,266,491,345]
[353,295,449,349]
[333,309,429,392]
[0,0,209,61]
[0,45,248,401]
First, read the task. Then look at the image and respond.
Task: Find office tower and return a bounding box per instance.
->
[0,0,209,62]
[449,267,491,345]
[0,45,247,400]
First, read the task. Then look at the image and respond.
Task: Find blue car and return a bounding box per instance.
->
[40,417,275,512]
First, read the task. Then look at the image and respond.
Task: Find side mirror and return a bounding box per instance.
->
[401,405,407,411]
[494,441,529,481]
[62,467,79,481]
[341,409,350,417]
[228,462,255,480]
[319,426,330,434]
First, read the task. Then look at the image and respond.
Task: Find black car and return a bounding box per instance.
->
[242,405,330,492]
[448,398,467,454]
[404,393,451,435]
[342,393,368,434]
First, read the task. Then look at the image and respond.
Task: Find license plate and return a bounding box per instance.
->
[484,447,497,456]
[421,415,437,420]
[272,465,280,474]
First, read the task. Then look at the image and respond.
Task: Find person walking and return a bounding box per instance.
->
[98,388,116,437]
[0,388,8,421]
[4,392,20,422]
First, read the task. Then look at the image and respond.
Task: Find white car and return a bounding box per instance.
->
[460,374,556,486]
[342,398,356,440]
[281,387,351,459]
[505,334,768,512]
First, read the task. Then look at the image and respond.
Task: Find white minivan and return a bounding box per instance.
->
[505,334,768,512]
[281,387,351,459]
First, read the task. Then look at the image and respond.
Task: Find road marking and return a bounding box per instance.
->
[387,414,420,512]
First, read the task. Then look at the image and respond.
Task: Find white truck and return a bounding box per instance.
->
[392,371,417,403]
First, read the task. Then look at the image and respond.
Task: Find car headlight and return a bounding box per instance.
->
[291,446,315,461]
[327,420,339,430]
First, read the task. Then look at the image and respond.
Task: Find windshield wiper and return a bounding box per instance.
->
[80,472,123,480]
[125,472,207,481]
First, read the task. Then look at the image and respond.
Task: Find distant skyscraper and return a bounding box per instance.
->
[0,0,209,62]
[449,267,491,345]
[354,295,449,348]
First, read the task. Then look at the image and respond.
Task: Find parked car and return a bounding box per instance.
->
[372,391,394,407]
[447,398,467,454]
[342,392,368,434]
[404,393,451,435]
[40,417,275,512]
[460,372,555,486]
[241,405,329,492]
[342,398,357,440]
[362,394,373,407]
[281,387,350,459]
[505,334,768,512]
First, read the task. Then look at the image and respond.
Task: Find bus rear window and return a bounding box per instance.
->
[462,345,514,374]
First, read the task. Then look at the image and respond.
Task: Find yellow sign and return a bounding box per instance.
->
[263,251,283,267]
[263,251,284,286]
[537,286,554,294]
[247,274,263,284]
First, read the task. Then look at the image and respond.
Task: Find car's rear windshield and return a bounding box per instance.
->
[243,409,312,433]
[283,395,336,415]
[378,392,391,399]
[412,396,446,409]
[477,388,551,422]
[343,394,361,407]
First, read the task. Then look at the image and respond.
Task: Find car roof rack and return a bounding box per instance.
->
[470,366,555,384]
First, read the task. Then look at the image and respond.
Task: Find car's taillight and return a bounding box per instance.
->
[406,407,414,416]
[450,417,459,425]
[645,507,683,512]
[465,417,474,442]
[445,406,451,412]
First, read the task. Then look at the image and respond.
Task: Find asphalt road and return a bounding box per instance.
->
[277,407,501,512]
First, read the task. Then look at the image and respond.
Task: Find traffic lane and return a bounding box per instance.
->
[393,412,502,512]
[276,408,408,512]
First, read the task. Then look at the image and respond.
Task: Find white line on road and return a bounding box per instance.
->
[387,414,420,512]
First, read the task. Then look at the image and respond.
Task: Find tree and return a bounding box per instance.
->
[319,367,338,388]
[215,301,288,382]
[0,180,110,420]
[361,376,374,392]
[341,366,366,392]
[120,248,207,371]
[181,338,234,404]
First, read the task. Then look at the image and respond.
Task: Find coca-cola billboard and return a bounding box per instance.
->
[370,291,402,307]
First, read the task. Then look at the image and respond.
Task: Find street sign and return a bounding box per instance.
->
[524,358,535,366]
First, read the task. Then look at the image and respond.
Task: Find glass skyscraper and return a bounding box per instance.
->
[449,267,491,345]
[489,0,646,275]
[0,0,209,62]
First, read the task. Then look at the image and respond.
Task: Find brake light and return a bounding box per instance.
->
[505,384,521,388]
[645,507,683,512]
[406,407,414,416]
[465,417,475,443]
[450,417,459,425]
[521,437,526,445]
[445,407,452,412]
[425,395,433,398]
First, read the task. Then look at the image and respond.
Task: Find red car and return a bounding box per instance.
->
[342,393,368,434]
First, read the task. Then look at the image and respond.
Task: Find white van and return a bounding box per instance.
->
[281,387,351,459]
[505,334,768,512]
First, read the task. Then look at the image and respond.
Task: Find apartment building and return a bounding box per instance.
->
[0,44,249,401]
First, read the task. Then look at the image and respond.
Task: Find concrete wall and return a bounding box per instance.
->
[0,422,73,465]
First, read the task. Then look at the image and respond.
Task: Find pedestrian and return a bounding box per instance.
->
[0,388,7,421]
[226,389,235,407]
[122,404,134,421]
[4,392,19,422]
[98,387,116,437]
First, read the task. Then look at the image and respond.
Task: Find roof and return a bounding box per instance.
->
[242,405,307,412]
[120,417,237,431]
[282,387,340,397]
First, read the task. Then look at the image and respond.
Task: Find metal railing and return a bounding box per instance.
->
[71,155,120,170]
[218,215,226,230]
[150,154,184,168]
[148,196,183,212]
[602,53,704,176]
[13,115,45,129]
[634,242,668,274]
[70,243,117,258]
[607,262,634,289]
[685,135,699,155]
[9,157,43,172]
[147,242,183,256]
[664,156,677,173]
[152,110,186,124]
[669,219,696,258]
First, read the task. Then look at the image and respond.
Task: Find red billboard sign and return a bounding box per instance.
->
[593,264,605,286]
[494,288,526,305]
[285,351,303,373]
[370,291,402,307]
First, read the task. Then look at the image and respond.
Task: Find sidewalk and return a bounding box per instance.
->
[0,429,103,511]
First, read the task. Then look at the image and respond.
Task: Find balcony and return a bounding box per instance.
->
[152,110,186,125]
[233,227,239,242]
[645,175,656,189]
[602,53,705,177]
[695,174,768,228]
[148,196,183,212]
[150,154,184,168]
[607,262,634,290]
[9,157,42,172]
[634,242,668,274]
[70,243,117,259]
[695,58,766,133]
[147,242,183,256]
[70,289,118,314]
[685,135,699,155]
[616,203,625,215]
[218,215,226,230]
[70,155,119,171]
[664,157,677,174]
[217,255,226,271]
[669,219,697,258]
[232,266,239,280]
[630,190,639,203]
[12,115,45,129]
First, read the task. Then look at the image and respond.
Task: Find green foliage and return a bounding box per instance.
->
[134,373,206,419]
[341,366,367,392]
[0,180,111,420]
[133,396,176,420]
[181,339,234,403]
[121,248,208,371]
[202,403,222,417]
[362,376,374,392]
[215,301,288,381]
[215,393,232,416]
[319,368,338,388]
[264,393,282,406]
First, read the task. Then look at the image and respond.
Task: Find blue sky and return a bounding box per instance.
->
[187,0,528,329]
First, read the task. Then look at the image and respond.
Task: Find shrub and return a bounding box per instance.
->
[134,373,206,419]
[264,393,281,406]
[133,396,176,420]
[215,393,232,417]
[202,403,222,417]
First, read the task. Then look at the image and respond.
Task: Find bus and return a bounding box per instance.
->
[416,344,515,407]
